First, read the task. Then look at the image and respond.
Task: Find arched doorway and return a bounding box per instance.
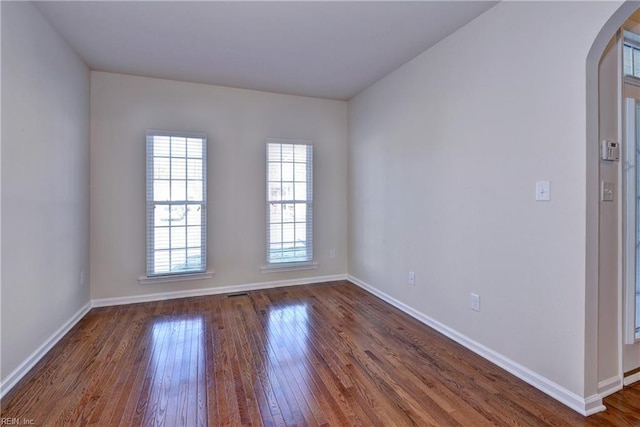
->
[586,0,640,413]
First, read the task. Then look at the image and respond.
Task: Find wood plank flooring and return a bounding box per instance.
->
[1,280,639,426]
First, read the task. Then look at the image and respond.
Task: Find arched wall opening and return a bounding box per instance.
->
[585,0,640,411]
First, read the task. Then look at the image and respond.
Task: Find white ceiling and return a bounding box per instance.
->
[34,1,497,100]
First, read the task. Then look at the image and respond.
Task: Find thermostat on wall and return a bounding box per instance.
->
[601,139,620,161]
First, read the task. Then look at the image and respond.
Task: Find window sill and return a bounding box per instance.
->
[625,75,640,87]
[260,262,318,274]
[138,271,214,285]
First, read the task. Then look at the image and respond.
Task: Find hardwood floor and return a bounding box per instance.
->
[1,280,639,426]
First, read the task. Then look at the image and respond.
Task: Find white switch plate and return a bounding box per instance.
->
[536,181,550,201]
[470,293,480,311]
[601,181,615,202]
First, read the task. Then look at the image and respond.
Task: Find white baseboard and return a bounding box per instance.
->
[583,394,607,416]
[0,301,92,400]
[91,274,348,307]
[598,375,623,397]
[623,371,640,386]
[347,275,605,417]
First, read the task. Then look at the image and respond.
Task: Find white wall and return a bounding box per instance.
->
[1,2,90,382]
[348,0,620,400]
[90,72,347,299]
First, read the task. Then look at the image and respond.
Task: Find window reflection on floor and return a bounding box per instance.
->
[267,303,310,396]
[148,316,205,420]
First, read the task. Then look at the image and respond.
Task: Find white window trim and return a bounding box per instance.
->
[625,75,640,88]
[260,261,318,274]
[139,271,214,285]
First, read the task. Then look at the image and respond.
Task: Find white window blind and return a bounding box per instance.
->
[146,130,207,276]
[266,139,313,264]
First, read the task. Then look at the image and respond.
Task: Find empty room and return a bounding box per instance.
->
[2,1,640,425]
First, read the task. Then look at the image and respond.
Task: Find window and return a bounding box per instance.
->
[145,130,207,277]
[624,99,640,342]
[266,139,313,265]
[624,31,640,79]
[624,43,640,78]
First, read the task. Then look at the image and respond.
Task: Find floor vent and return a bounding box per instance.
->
[226,292,249,298]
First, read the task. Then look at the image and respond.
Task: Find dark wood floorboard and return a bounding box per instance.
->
[1,280,639,426]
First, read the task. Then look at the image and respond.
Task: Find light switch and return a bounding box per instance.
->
[536,181,550,201]
[601,181,615,202]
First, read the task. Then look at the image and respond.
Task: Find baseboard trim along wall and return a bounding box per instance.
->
[598,375,623,398]
[92,274,348,307]
[623,371,640,386]
[347,275,606,417]
[0,302,92,400]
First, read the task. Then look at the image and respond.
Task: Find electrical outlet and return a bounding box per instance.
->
[470,293,480,311]
[80,270,85,286]
[329,249,336,259]
[408,271,415,286]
